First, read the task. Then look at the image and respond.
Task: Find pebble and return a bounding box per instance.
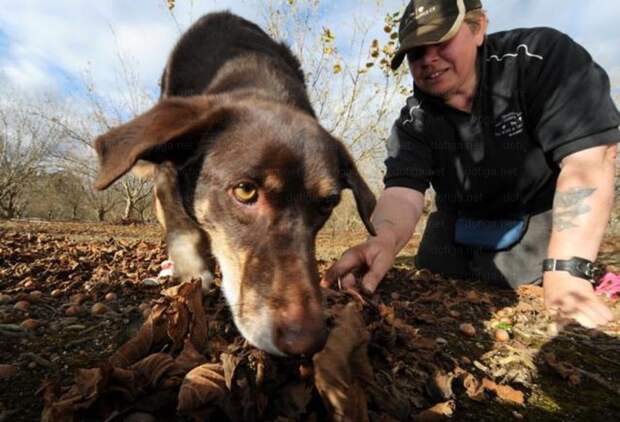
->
[391,292,400,300]
[28,361,37,369]
[70,293,87,305]
[50,289,63,298]
[449,310,460,318]
[65,305,82,316]
[20,319,40,331]
[14,300,30,312]
[142,278,160,287]
[104,292,118,302]
[0,364,17,379]
[494,329,510,342]
[466,291,480,302]
[459,323,476,337]
[0,293,11,304]
[435,337,448,346]
[23,280,36,290]
[91,303,108,316]
[29,291,43,301]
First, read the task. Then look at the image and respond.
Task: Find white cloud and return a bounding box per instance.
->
[0,0,618,99]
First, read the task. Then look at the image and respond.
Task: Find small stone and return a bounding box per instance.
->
[459,323,476,337]
[512,411,524,419]
[51,289,63,298]
[104,292,117,302]
[142,278,160,287]
[0,364,17,379]
[0,293,11,304]
[29,290,43,301]
[70,293,87,305]
[23,279,36,290]
[14,300,30,312]
[28,361,37,369]
[391,292,400,300]
[91,303,108,316]
[435,337,448,346]
[65,305,82,316]
[449,310,460,318]
[466,290,480,302]
[20,319,40,331]
[495,329,510,342]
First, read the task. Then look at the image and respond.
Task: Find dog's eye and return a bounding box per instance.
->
[232,182,258,204]
[319,194,340,214]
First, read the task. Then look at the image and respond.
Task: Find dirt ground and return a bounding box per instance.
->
[1,220,619,421]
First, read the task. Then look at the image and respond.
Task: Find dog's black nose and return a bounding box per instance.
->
[274,304,327,356]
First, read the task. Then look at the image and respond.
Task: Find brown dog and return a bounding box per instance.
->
[93,12,376,356]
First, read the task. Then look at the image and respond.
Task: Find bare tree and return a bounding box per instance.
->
[45,53,155,222]
[0,97,61,219]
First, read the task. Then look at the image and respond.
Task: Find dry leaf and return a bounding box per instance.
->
[314,302,372,422]
[177,363,228,414]
[481,378,524,405]
[109,304,168,368]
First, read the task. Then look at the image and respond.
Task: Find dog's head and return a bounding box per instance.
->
[93,95,376,356]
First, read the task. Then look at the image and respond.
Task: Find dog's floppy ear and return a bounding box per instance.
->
[337,143,377,236]
[93,96,227,191]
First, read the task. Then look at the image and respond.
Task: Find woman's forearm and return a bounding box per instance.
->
[370,187,426,254]
[547,144,617,261]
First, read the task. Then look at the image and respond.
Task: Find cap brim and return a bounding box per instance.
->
[390,13,464,70]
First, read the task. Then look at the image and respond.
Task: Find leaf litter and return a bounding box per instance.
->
[1,221,620,421]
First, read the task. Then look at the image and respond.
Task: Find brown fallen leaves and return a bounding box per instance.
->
[40,281,375,421]
[314,302,372,422]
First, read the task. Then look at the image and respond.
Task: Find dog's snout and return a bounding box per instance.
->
[274,303,327,356]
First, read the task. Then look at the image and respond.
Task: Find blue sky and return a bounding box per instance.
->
[0,0,619,100]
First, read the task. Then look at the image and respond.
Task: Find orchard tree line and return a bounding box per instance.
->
[1,0,618,231]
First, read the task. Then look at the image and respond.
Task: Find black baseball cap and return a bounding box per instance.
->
[391,0,483,69]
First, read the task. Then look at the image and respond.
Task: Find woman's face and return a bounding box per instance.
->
[407,21,485,100]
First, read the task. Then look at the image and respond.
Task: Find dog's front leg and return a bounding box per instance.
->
[153,162,216,291]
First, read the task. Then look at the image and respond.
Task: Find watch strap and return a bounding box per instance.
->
[542,257,597,284]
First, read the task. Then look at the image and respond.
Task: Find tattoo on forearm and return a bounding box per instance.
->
[552,187,596,231]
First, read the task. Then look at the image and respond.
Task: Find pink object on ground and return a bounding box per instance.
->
[595,272,620,299]
[158,259,175,278]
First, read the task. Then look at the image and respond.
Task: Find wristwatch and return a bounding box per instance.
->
[542,257,598,285]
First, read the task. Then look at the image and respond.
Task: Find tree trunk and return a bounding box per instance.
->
[122,198,134,221]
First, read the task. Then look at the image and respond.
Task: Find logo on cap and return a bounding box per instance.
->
[409,5,437,21]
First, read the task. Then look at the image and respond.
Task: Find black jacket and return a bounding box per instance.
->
[384,27,620,218]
